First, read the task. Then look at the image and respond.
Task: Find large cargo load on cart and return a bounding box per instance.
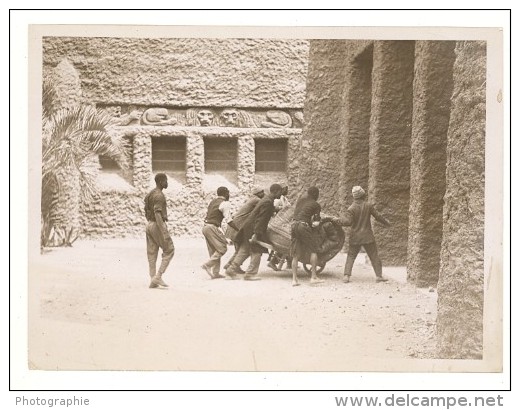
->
[265,205,345,272]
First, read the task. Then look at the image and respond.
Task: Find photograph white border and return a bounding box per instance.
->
[10,8,511,397]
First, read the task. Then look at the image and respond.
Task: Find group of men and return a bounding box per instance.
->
[144,173,390,289]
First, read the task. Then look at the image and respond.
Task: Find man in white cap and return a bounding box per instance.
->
[334,186,390,283]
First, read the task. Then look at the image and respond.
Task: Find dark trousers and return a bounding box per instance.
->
[224,243,240,269]
[344,242,382,277]
[227,240,251,272]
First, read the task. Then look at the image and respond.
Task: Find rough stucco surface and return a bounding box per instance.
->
[407,41,455,287]
[298,40,349,215]
[51,59,82,111]
[80,127,302,238]
[186,135,204,187]
[49,60,83,240]
[43,37,309,108]
[436,41,486,359]
[237,137,255,191]
[42,37,308,240]
[81,186,213,238]
[132,133,152,189]
[369,41,415,266]
[286,134,302,202]
[81,183,265,239]
[339,41,373,218]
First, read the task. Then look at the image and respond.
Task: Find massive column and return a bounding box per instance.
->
[339,42,373,214]
[407,41,456,286]
[132,133,152,192]
[186,134,204,188]
[368,41,415,266]
[287,133,302,201]
[237,136,255,192]
[299,40,349,214]
[437,41,486,359]
[46,59,83,245]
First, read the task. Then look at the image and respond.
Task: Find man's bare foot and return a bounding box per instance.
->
[292,281,300,287]
[310,278,325,285]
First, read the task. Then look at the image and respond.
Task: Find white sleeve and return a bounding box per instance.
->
[219,201,232,224]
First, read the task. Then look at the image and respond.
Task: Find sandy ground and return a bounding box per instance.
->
[29,237,437,372]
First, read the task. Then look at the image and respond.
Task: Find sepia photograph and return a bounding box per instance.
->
[18,18,505,390]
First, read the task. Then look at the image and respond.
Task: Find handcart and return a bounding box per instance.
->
[254,205,345,274]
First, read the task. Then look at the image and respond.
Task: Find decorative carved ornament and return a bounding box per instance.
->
[99,105,304,128]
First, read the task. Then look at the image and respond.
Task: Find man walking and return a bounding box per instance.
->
[144,173,175,288]
[291,186,324,287]
[223,186,265,274]
[202,186,232,279]
[226,183,283,281]
[335,186,390,283]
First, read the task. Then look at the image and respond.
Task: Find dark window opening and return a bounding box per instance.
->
[152,137,186,172]
[99,155,120,170]
[255,139,288,172]
[204,138,237,172]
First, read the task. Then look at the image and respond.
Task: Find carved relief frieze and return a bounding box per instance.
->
[219,109,239,127]
[141,107,177,126]
[261,110,292,128]
[98,104,304,129]
[196,109,215,126]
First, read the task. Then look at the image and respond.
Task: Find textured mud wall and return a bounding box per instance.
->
[132,133,152,189]
[286,134,302,203]
[42,37,309,108]
[48,60,83,240]
[51,59,82,111]
[81,185,214,238]
[407,41,455,287]
[238,137,256,191]
[339,41,373,215]
[369,41,415,266]
[43,38,308,239]
[80,127,302,238]
[299,40,349,214]
[437,41,486,359]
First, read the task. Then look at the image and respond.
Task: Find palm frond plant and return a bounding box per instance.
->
[41,79,130,248]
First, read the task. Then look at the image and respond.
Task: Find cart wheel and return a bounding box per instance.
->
[303,263,325,274]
